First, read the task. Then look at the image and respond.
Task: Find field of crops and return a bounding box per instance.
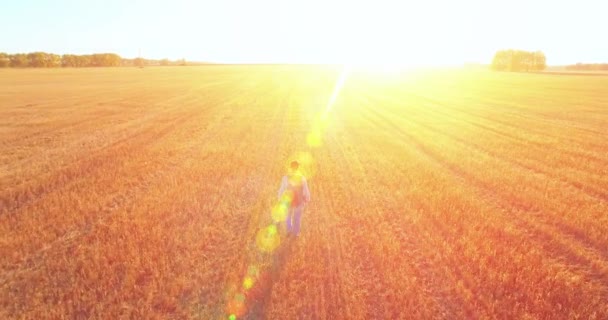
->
[1,66,607,319]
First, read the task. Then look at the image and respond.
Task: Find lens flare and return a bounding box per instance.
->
[306,130,323,147]
[226,295,246,318]
[255,224,280,253]
[247,265,259,277]
[280,190,294,205]
[243,277,254,290]
[306,66,349,148]
[271,203,289,222]
[325,66,350,115]
[223,67,350,317]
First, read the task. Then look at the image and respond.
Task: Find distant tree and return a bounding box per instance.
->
[2,51,131,68]
[178,58,186,66]
[79,55,92,67]
[492,49,546,72]
[10,53,29,67]
[27,52,45,67]
[62,54,77,67]
[491,50,509,71]
[49,53,61,67]
[90,54,103,67]
[120,58,134,67]
[87,53,121,67]
[566,63,608,71]
[22,52,61,68]
[0,53,9,67]
[105,53,121,66]
[134,57,145,68]
[160,58,169,66]
[533,51,546,71]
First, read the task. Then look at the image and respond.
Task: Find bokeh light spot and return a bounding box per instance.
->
[243,276,254,290]
[271,203,288,222]
[229,314,236,320]
[281,190,294,204]
[247,265,259,277]
[226,297,246,318]
[235,293,245,302]
[256,225,280,253]
[307,130,323,147]
[267,224,277,235]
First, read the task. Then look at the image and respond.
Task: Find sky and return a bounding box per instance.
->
[1,0,606,66]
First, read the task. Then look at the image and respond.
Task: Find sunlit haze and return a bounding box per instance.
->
[1,0,607,65]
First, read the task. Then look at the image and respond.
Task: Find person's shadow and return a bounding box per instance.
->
[244,231,296,319]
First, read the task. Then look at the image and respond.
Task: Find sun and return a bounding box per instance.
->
[276,1,451,67]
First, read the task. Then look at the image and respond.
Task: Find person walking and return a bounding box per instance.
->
[277,161,311,237]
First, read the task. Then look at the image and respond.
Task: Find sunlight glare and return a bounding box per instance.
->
[255,224,280,253]
[325,66,350,115]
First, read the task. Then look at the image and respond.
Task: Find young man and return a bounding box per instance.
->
[277,161,311,237]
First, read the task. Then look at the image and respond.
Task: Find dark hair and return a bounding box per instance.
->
[290,161,299,170]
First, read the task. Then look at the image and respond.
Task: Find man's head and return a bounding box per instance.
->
[290,160,299,171]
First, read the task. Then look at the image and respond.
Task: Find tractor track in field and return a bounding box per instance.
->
[372,86,608,169]
[361,102,496,317]
[276,101,459,319]
[408,91,608,153]
[362,91,608,197]
[0,87,250,281]
[0,109,192,215]
[337,102,464,319]
[418,100,608,202]
[1,84,239,219]
[357,98,608,295]
[354,96,607,315]
[0,110,197,275]
[352,97,486,319]
[368,93,608,225]
[0,104,222,287]
[0,88,269,317]
[0,85,215,200]
[332,120,408,318]
[318,132,363,319]
[362,94,608,258]
[0,94,140,146]
[0,87,207,173]
[359,92,608,234]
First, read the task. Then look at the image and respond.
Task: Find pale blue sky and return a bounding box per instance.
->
[1,0,606,65]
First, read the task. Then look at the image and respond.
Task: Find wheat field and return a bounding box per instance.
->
[1,66,607,319]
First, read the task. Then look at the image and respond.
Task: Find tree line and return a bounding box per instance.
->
[565,63,608,71]
[491,50,546,72]
[0,52,188,68]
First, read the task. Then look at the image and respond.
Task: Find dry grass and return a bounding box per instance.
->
[1,66,607,319]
